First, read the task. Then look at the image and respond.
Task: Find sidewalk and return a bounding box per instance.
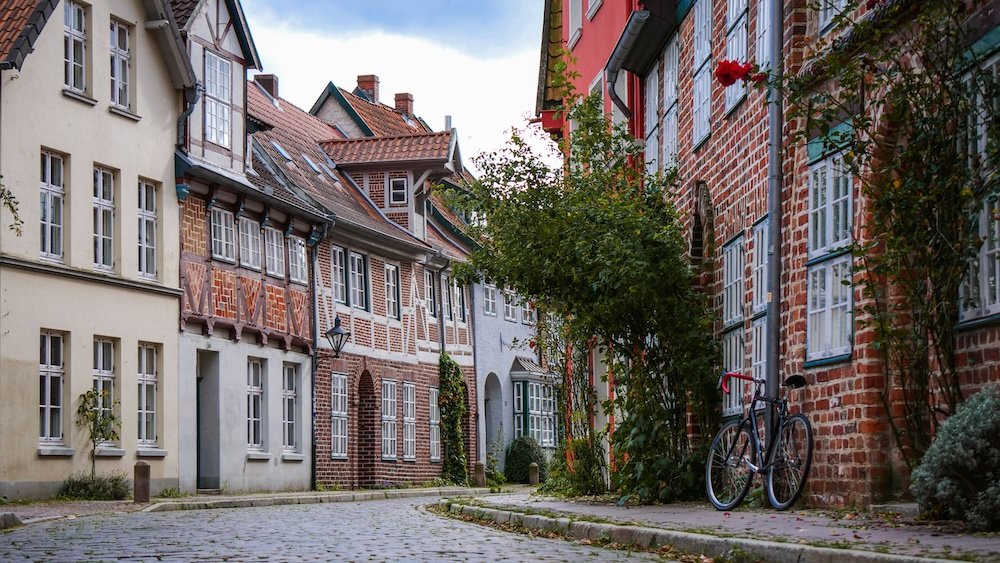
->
[459,492,1000,562]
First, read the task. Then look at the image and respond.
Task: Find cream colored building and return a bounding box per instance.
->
[0,0,195,499]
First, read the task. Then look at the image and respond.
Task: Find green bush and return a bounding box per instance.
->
[505,436,547,483]
[539,438,606,496]
[910,387,1000,531]
[60,472,130,500]
[485,451,506,489]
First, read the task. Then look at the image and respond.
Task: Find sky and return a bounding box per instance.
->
[241,0,558,173]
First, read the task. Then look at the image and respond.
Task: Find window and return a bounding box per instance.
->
[385,264,400,320]
[64,1,86,92]
[962,196,1000,320]
[39,331,64,443]
[644,66,659,174]
[239,217,262,270]
[403,383,416,460]
[756,0,771,69]
[513,382,523,438]
[692,0,713,145]
[138,181,157,278]
[542,385,555,447]
[109,20,130,109]
[443,274,453,320]
[722,328,744,416]
[93,338,115,425]
[137,344,157,446]
[725,0,749,110]
[504,293,517,322]
[429,387,441,461]
[807,255,852,361]
[525,382,556,447]
[331,372,348,458]
[349,252,368,310]
[808,154,852,258]
[247,359,264,450]
[752,219,768,314]
[483,285,497,316]
[568,0,583,48]
[818,0,846,31]
[205,51,232,147]
[332,246,347,303]
[722,237,745,327]
[381,379,397,459]
[93,167,115,270]
[282,364,298,451]
[263,227,285,277]
[521,300,534,325]
[750,316,766,392]
[662,37,679,167]
[289,236,307,283]
[40,152,65,260]
[389,177,408,205]
[587,0,603,19]
[455,281,466,322]
[610,71,628,127]
[425,271,436,318]
[210,209,236,261]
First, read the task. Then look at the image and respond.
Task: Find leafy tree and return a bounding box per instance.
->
[438,352,468,485]
[76,388,120,479]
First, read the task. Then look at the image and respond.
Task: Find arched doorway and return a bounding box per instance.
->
[357,370,378,488]
[484,373,504,470]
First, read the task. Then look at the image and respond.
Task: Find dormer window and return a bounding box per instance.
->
[302,154,321,174]
[271,140,291,161]
[205,51,232,148]
[389,177,407,205]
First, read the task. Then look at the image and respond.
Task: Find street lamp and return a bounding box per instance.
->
[324,316,351,358]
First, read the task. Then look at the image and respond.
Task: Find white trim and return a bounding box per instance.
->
[238,217,262,270]
[93,167,115,271]
[247,358,265,450]
[381,379,398,460]
[807,153,852,259]
[806,254,853,361]
[40,152,65,261]
[586,0,603,20]
[429,387,440,461]
[137,343,157,446]
[204,50,232,147]
[402,382,416,460]
[138,181,157,279]
[63,1,86,93]
[210,209,236,261]
[109,19,131,109]
[282,364,299,452]
[264,227,286,277]
[385,263,400,320]
[332,245,347,303]
[330,372,348,459]
[722,237,745,326]
[752,219,768,313]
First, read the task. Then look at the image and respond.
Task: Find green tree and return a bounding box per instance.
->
[439,352,468,485]
[76,388,120,479]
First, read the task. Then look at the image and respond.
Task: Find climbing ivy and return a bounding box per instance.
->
[438,352,468,485]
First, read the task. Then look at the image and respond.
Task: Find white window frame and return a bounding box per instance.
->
[962,197,1000,320]
[662,37,679,167]
[484,285,497,316]
[349,251,368,310]
[818,0,846,32]
[93,167,115,271]
[385,263,401,320]
[247,359,264,450]
[455,281,466,323]
[93,337,116,427]
[644,66,659,174]
[282,364,298,452]
[722,328,744,416]
[750,317,767,396]
[429,387,441,461]
[807,254,853,361]
[40,152,65,261]
[503,292,517,322]
[204,51,232,148]
[389,177,408,205]
[425,271,437,318]
[332,246,348,303]
[586,0,603,19]
[403,382,416,460]
[39,331,65,444]
[528,382,543,444]
[725,0,749,110]
[808,153,852,259]
[264,227,286,277]
[443,274,454,320]
[568,0,583,49]
[137,343,157,446]
[755,0,771,69]
[722,236,745,327]
[210,208,236,261]
[692,0,713,146]
[381,379,398,460]
[752,219,769,314]
[331,372,348,459]
[288,236,307,284]
[521,300,534,325]
[239,217,262,270]
[109,19,130,109]
[64,1,86,92]
[513,382,524,438]
[138,181,157,278]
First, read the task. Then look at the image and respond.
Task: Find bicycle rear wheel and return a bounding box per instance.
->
[766,413,813,510]
[705,419,756,510]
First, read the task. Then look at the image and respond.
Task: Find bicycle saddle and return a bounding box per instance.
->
[783,374,807,389]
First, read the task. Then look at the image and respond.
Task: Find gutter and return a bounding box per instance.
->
[605,11,651,119]
[177,85,200,147]
[765,0,784,425]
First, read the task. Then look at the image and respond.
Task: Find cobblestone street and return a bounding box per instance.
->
[0,497,660,561]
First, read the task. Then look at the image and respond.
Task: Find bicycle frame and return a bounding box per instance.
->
[721,373,787,474]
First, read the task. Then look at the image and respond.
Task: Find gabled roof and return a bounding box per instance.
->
[309,81,429,138]
[510,356,555,382]
[170,0,200,28]
[536,0,564,114]
[169,0,261,70]
[322,131,455,168]
[247,80,430,251]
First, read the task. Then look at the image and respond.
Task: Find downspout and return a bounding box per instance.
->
[469,280,482,463]
[765,0,784,427]
[605,11,650,119]
[308,221,331,492]
[177,85,200,147]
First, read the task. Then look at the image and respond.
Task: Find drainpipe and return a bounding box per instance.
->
[177,85,200,147]
[308,221,331,492]
[765,0,784,426]
[605,10,650,119]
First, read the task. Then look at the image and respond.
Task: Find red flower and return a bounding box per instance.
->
[749,72,768,84]
[865,0,881,8]
[714,60,753,87]
[529,340,536,349]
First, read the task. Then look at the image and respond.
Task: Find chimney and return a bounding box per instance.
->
[444,115,452,130]
[357,74,379,102]
[255,74,279,99]
[395,92,414,115]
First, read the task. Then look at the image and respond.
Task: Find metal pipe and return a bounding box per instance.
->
[605,10,650,119]
[765,0,784,423]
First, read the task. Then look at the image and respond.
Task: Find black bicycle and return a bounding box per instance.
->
[705,371,813,511]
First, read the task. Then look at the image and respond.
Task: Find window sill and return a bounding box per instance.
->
[94,447,126,457]
[290,279,308,287]
[265,271,286,280]
[62,88,97,106]
[240,263,262,272]
[330,455,348,461]
[568,28,582,51]
[381,457,397,462]
[211,255,237,265]
[692,131,712,153]
[586,0,603,20]
[137,448,168,458]
[109,105,141,122]
[38,446,75,457]
[403,457,416,463]
[281,452,305,462]
[246,451,272,461]
[803,353,852,369]
[805,246,853,267]
[956,312,1000,332]
[724,94,747,118]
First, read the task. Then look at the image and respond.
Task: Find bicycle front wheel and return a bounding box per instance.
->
[766,413,813,510]
[706,419,756,510]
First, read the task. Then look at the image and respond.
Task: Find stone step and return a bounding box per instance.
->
[196,488,223,496]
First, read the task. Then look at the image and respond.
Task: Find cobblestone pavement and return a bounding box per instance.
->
[0,496,662,561]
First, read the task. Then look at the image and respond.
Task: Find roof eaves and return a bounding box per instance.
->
[223,0,261,70]
[148,0,198,89]
[3,0,56,71]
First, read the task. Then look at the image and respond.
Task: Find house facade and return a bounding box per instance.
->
[0,0,195,498]
[170,0,330,493]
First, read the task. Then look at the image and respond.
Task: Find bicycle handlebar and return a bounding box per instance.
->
[719,371,762,394]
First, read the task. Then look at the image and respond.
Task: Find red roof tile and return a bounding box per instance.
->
[0,0,47,67]
[322,132,453,167]
[339,87,429,137]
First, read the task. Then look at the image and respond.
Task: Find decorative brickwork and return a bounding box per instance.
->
[181,197,208,257]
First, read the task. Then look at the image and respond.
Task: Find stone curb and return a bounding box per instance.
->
[0,512,23,530]
[143,487,493,513]
[439,500,956,563]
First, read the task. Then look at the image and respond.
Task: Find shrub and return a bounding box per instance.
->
[539,438,606,496]
[60,472,130,500]
[505,436,547,483]
[910,387,1000,531]
[485,451,506,489]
